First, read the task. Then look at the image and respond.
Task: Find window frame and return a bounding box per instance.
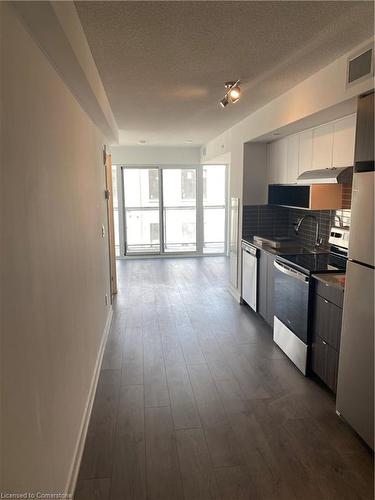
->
[113,164,228,258]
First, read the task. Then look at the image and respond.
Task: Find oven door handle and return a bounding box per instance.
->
[274,260,309,283]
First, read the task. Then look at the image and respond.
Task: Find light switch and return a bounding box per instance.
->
[101,225,105,238]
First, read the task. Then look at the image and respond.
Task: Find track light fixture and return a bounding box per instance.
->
[220,80,241,108]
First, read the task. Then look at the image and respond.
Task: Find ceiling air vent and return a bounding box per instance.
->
[347,46,373,87]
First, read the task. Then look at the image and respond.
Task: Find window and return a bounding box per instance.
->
[148,169,159,200]
[181,170,196,200]
[119,165,227,256]
[203,169,208,200]
[163,169,196,252]
[182,222,195,242]
[123,168,160,253]
[203,165,226,254]
[150,222,159,243]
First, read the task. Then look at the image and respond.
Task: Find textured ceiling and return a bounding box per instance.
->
[75,1,374,146]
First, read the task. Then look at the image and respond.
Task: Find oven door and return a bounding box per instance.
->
[273,259,310,343]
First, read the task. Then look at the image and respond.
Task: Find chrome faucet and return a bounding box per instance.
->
[294,214,322,250]
[334,214,343,228]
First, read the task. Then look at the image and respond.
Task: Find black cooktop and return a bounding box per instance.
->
[276,252,347,275]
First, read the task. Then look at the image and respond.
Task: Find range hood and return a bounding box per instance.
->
[296,167,353,185]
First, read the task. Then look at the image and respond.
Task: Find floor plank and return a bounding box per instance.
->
[188,363,243,467]
[143,324,170,407]
[165,362,201,430]
[176,428,219,500]
[145,406,184,500]
[110,385,146,500]
[75,478,111,500]
[214,466,257,500]
[78,370,120,480]
[121,326,143,386]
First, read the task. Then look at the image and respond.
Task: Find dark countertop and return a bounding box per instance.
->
[242,237,346,280]
[312,272,346,290]
[241,236,316,256]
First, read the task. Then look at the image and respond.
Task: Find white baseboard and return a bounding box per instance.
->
[65,306,113,496]
[228,284,241,303]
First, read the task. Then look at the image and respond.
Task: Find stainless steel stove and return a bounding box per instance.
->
[272,227,349,375]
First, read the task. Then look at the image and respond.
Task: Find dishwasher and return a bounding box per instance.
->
[241,241,258,311]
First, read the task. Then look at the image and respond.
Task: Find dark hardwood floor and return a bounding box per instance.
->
[75,257,373,500]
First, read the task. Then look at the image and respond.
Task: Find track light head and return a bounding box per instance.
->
[228,86,241,103]
[220,96,229,108]
[224,81,236,90]
[220,80,241,108]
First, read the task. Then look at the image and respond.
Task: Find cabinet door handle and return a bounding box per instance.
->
[322,340,327,345]
[324,299,329,304]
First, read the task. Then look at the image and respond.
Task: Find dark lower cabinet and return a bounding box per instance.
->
[312,295,342,351]
[258,250,276,327]
[311,335,339,393]
[258,250,268,320]
[310,278,344,393]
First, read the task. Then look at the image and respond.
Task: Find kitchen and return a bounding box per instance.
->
[241,90,374,450]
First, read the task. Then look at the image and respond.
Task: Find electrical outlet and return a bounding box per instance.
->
[101,225,105,238]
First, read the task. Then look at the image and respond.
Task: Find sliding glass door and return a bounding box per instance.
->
[120,165,227,256]
[123,168,160,254]
[163,168,197,253]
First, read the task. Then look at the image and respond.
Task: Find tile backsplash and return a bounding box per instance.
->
[243,205,289,238]
[243,204,351,251]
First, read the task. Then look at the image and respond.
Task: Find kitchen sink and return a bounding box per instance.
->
[250,236,328,256]
[279,246,328,255]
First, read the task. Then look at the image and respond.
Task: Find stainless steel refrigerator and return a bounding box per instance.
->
[336,170,374,449]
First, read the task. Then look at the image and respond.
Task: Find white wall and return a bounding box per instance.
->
[110,145,201,165]
[201,37,374,293]
[1,3,111,493]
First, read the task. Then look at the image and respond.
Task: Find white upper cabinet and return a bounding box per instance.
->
[312,122,334,170]
[332,114,356,168]
[298,129,313,175]
[286,134,299,183]
[268,138,287,184]
[277,138,288,183]
[265,114,356,186]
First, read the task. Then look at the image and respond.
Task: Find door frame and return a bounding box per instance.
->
[104,150,118,296]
